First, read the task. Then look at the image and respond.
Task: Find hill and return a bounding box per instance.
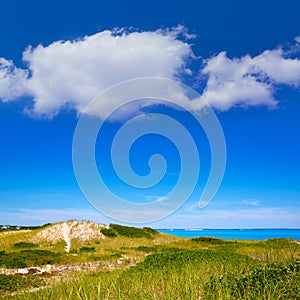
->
[0,221,299,299]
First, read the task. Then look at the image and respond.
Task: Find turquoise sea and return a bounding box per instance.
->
[157,229,300,240]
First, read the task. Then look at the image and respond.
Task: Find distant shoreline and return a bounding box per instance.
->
[158,228,300,240]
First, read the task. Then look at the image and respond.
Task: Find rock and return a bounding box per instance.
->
[17,268,29,275]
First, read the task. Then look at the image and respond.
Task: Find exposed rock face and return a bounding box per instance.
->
[32,220,106,252]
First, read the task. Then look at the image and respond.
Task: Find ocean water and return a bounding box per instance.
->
[157,229,300,240]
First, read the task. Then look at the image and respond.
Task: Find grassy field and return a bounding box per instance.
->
[0,223,299,299]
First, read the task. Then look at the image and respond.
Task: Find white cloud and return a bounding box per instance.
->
[201,52,276,111]
[0,208,110,226]
[22,27,193,117]
[295,36,300,43]
[241,199,260,206]
[253,49,300,86]
[151,206,300,228]
[201,47,300,111]
[0,58,28,102]
[0,29,300,116]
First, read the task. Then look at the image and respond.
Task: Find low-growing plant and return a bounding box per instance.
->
[14,242,38,249]
[204,260,300,299]
[101,224,158,239]
[79,246,96,253]
[0,249,62,268]
[132,249,259,271]
[100,227,117,237]
[110,224,152,238]
[0,274,45,294]
[142,227,159,236]
[191,236,232,244]
[136,246,158,253]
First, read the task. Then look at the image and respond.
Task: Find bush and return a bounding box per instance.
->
[101,224,158,239]
[142,227,159,236]
[0,274,45,294]
[14,242,38,249]
[191,236,231,244]
[136,246,158,253]
[109,251,123,258]
[109,224,152,238]
[132,249,259,271]
[204,260,300,299]
[101,227,117,237]
[0,250,61,268]
[79,247,95,253]
[6,257,27,269]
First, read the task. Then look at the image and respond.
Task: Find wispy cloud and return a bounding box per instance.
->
[241,199,260,206]
[1,205,300,228]
[152,206,300,229]
[0,208,108,226]
[143,195,170,205]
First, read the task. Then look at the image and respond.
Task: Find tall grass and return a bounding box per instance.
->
[0,225,299,299]
[8,249,261,299]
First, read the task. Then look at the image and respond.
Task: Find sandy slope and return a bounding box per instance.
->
[32,220,106,252]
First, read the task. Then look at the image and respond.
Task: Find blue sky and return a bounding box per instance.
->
[0,0,300,228]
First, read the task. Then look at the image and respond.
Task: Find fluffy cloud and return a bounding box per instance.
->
[0,28,300,116]
[1,27,193,117]
[201,47,300,110]
[0,58,28,101]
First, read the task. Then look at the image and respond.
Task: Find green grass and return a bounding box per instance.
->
[0,250,62,268]
[102,224,159,239]
[79,246,96,253]
[205,260,300,299]
[100,227,117,237]
[0,223,299,299]
[13,242,39,249]
[0,274,45,296]
[191,236,234,244]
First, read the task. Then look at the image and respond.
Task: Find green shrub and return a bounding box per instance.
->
[191,236,231,244]
[101,224,158,239]
[14,242,38,249]
[132,249,259,271]
[259,238,294,248]
[136,246,158,253]
[0,250,61,268]
[204,260,300,299]
[109,252,122,258]
[6,257,27,268]
[109,224,152,238]
[79,247,95,253]
[142,227,159,236]
[0,274,45,294]
[100,227,117,237]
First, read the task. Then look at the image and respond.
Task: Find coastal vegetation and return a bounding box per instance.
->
[0,221,299,299]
